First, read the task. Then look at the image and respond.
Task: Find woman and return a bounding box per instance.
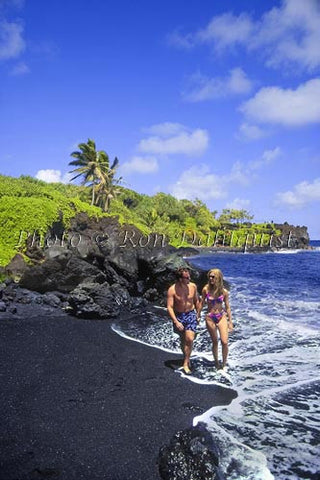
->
[198,268,233,370]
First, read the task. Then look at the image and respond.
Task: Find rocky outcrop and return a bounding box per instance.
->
[4,254,29,279]
[158,424,225,480]
[4,213,307,319]
[197,222,310,252]
[67,281,133,318]
[14,213,203,318]
[273,223,309,249]
[19,252,107,293]
[0,280,71,316]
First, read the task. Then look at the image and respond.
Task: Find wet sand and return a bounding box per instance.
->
[0,308,237,480]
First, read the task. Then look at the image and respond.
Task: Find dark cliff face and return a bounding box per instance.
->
[15,213,201,318]
[2,214,310,319]
[274,223,309,249]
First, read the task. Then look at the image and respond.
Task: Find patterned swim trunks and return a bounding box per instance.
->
[173,310,197,333]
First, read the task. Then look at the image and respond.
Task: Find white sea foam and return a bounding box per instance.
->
[195,378,320,480]
[274,249,302,254]
[194,415,274,479]
[112,250,320,479]
[112,307,319,479]
[111,322,179,355]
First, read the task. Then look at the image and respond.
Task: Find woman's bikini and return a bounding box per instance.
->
[206,293,225,324]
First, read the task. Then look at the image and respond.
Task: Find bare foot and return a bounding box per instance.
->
[182,366,192,375]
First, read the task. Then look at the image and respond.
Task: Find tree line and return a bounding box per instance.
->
[69,138,254,225]
[0,139,280,267]
[67,139,278,248]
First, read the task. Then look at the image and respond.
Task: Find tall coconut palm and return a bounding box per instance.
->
[94,157,122,212]
[69,139,121,211]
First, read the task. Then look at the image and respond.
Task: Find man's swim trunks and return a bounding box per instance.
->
[173,310,197,333]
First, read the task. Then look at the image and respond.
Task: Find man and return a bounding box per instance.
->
[167,267,200,375]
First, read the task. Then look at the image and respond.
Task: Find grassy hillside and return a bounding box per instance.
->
[0,175,106,266]
[0,175,279,267]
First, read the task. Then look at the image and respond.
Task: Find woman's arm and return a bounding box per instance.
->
[224,289,234,331]
[197,287,207,320]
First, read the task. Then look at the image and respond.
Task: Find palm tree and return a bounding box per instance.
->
[94,157,123,211]
[69,139,121,211]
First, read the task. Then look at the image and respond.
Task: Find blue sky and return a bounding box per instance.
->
[1,0,320,238]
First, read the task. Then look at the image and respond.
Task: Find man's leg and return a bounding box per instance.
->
[179,333,185,357]
[182,330,195,373]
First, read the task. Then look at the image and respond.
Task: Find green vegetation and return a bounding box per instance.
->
[112,188,280,248]
[0,174,105,266]
[0,173,281,267]
[218,208,254,224]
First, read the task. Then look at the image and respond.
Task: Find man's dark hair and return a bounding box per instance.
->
[175,267,190,279]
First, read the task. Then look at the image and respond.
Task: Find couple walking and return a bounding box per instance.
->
[167,267,233,375]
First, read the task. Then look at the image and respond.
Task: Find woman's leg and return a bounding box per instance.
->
[217,315,229,368]
[206,316,219,368]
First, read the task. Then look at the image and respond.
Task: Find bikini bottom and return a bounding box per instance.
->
[207,310,225,324]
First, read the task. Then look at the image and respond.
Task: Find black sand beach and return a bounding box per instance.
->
[0,307,237,480]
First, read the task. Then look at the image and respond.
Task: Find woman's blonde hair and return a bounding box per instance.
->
[207,268,224,297]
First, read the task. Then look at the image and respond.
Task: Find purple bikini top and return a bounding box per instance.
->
[206,293,224,306]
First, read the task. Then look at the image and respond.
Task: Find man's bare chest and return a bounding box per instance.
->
[174,286,193,302]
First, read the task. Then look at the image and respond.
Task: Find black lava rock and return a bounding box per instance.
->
[158,423,225,480]
[67,281,132,319]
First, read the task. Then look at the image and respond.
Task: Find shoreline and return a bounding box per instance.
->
[180,244,315,256]
[0,307,237,480]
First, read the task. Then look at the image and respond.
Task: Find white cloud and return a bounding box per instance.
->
[0,20,25,60]
[240,78,320,126]
[225,198,251,210]
[249,147,282,170]
[138,126,209,156]
[170,162,249,201]
[253,0,320,71]
[237,122,267,141]
[226,161,249,186]
[121,156,159,174]
[170,148,279,202]
[197,12,253,50]
[228,68,252,94]
[166,30,195,49]
[142,122,187,137]
[275,178,320,208]
[9,60,29,75]
[35,169,71,183]
[170,165,226,201]
[184,67,252,102]
[262,147,282,163]
[169,0,320,71]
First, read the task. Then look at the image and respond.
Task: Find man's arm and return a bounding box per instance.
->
[167,286,184,332]
[192,283,201,323]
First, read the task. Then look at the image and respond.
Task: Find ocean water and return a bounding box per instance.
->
[112,244,320,480]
